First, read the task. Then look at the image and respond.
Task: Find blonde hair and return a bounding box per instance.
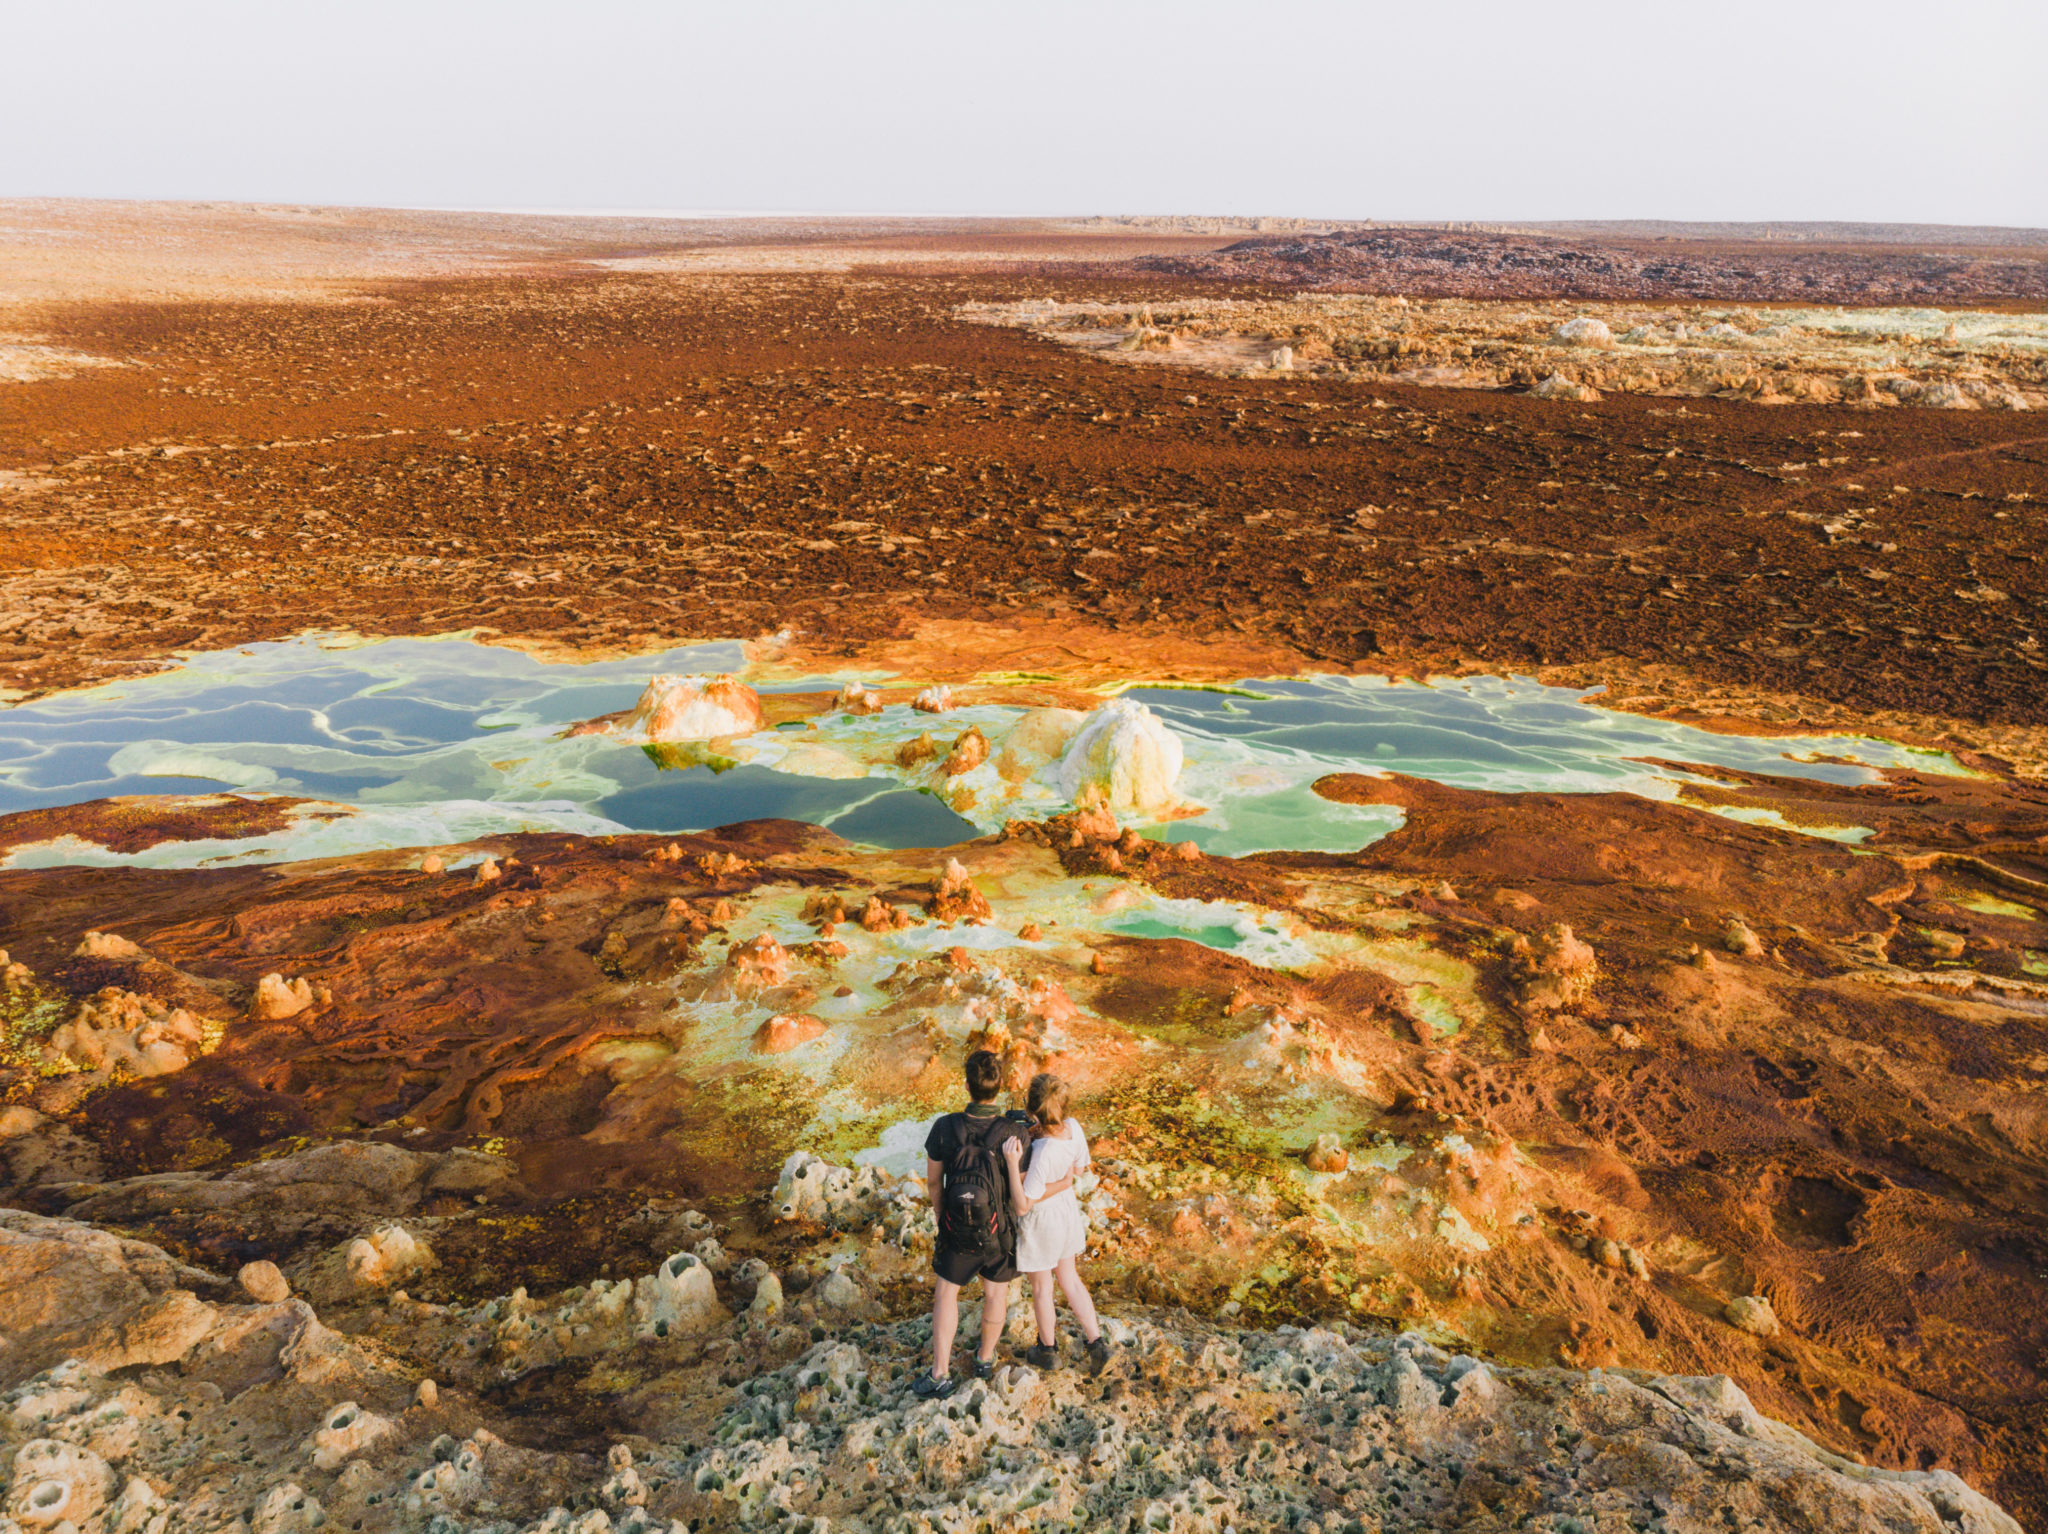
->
[1026,1072,1069,1134]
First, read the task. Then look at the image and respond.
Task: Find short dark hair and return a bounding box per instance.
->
[964,1049,1003,1102]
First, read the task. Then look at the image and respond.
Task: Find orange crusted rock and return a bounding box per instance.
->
[1510,923,1599,1012]
[727,933,792,988]
[860,896,913,933]
[753,1013,827,1054]
[942,725,990,776]
[1072,804,1120,842]
[927,858,992,923]
[835,681,883,715]
[1306,1132,1349,1174]
[696,851,753,881]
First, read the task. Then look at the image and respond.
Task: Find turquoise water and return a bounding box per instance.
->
[0,633,1957,867]
[1124,673,1950,855]
[0,635,977,861]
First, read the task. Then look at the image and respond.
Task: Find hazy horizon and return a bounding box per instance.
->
[8,0,2047,227]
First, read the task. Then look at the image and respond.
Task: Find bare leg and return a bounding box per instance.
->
[978,1279,1009,1361]
[1054,1256,1101,1343]
[929,1278,961,1378]
[1029,1270,1058,1344]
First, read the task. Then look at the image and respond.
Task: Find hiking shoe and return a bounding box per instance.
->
[911,1373,956,1400]
[1084,1336,1112,1376]
[971,1357,996,1381]
[1021,1341,1059,1370]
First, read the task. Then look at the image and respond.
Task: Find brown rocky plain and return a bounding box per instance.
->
[2,203,2047,1532]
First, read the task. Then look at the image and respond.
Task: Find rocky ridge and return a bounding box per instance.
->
[1131,227,2048,304]
[0,1150,2024,1534]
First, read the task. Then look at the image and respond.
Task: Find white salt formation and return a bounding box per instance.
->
[43,988,207,1079]
[1531,372,1602,401]
[1056,699,1184,814]
[968,296,2047,410]
[251,973,315,1020]
[991,707,1089,780]
[71,930,145,962]
[625,674,765,741]
[344,1224,434,1289]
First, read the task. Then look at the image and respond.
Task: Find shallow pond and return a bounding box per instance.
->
[0,633,1959,867]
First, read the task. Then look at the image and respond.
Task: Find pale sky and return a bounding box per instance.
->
[8,0,2046,227]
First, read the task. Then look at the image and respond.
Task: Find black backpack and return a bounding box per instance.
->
[938,1114,1019,1256]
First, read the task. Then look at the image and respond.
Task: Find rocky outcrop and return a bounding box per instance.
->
[48,1141,523,1236]
[0,1209,223,1349]
[0,1154,2024,1534]
[1509,922,1600,1011]
[669,1325,2021,1534]
[770,1151,925,1234]
[991,707,1088,777]
[0,1305,2022,1534]
[1727,1293,1783,1337]
[1306,1131,1349,1173]
[240,1259,292,1304]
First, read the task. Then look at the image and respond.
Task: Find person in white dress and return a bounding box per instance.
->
[1000,1072,1111,1374]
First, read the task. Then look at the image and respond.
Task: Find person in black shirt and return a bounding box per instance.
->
[913,1049,1070,1397]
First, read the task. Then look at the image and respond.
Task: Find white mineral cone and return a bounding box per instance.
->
[637,1251,726,1336]
[1554,317,1613,347]
[1057,699,1183,815]
[626,674,766,741]
[993,707,1089,780]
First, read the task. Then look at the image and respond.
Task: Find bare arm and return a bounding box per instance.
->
[926,1158,944,1209]
[1002,1137,1073,1211]
[1000,1137,1033,1211]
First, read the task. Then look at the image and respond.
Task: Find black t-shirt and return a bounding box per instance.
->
[925,1104,1029,1171]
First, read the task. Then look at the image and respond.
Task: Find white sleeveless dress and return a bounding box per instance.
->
[1013,1118,1090,1272]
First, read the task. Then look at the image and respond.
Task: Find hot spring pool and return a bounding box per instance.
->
[0,632,1960,867]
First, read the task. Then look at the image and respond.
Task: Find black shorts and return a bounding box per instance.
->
[933,1245,1019,1286]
